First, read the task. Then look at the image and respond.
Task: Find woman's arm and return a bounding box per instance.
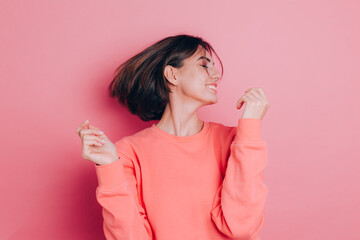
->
[95,139,154,240]
[210,118,268,240]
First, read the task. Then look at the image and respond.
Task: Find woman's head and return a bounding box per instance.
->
[109,34,224,121]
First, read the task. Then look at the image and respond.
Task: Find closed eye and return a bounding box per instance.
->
[201,65,208,68]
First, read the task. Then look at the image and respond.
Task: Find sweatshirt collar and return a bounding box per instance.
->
[150,121,210,143]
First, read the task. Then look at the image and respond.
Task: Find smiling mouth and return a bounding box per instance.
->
[206,85,217,93]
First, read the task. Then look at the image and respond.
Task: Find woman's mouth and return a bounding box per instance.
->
[206,84,217,93]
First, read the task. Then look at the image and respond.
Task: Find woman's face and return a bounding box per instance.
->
[172,46,222,106]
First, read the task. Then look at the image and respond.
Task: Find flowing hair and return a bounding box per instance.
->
[108,34,224,121]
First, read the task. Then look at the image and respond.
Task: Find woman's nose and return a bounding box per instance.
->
[209,66,222,80]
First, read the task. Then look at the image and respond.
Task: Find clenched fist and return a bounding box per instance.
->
[236,87,270,120]
[76,120,119,166]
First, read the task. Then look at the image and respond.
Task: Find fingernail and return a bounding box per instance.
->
[98,131,104,134]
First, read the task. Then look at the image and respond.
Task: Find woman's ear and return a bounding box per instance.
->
[164,65,178,86]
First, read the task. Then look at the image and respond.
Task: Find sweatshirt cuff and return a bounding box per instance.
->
[234,118,263,142]
[95,158,126,189]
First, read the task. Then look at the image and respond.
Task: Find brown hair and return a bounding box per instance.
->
[108,34,224,121]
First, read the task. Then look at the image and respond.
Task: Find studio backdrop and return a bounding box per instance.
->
[0,0,359,239]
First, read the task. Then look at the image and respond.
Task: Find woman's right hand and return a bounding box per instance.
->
[76,120,119,166]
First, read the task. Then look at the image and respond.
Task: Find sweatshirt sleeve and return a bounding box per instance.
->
[210,118,268,240]
[95,138,154,240]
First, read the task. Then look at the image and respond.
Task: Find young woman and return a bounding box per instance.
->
[76,34,270,240]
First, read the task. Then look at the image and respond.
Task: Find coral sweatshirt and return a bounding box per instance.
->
[95,118,268,240]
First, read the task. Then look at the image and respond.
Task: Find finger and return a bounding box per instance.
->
[76,120,89,136]
[250,88,264,97]
[88,124,100,130]
[248,89,269,104]
[246,93,258,101]
[84,135,106,143]
[236,96,243,108]
[79,128,104,139]
[258,89,268,99]
[244,88,253,92]
[236,95,248,109]
[247,91,262,101]
[237,100,244,109]
[80,128,102,137]
[239,94,253,107]
[84,138,104,147]
[87,124,106,139]
[249,88,268,104]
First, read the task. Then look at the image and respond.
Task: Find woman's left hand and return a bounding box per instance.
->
[236,87,270,120]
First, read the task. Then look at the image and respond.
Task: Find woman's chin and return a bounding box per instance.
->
[205,97,218,105]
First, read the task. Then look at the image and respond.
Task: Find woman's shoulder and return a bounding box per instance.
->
[114,125,153,148]
[209,121,237,133]
[208,121,237,142]
[111,126,153,162]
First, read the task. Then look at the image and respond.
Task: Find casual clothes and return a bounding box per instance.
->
[95,118,268,240]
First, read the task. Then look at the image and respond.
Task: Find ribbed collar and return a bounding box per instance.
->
[150,121,211,143]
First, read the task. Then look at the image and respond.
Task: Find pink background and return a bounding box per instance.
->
[1,0,359,239]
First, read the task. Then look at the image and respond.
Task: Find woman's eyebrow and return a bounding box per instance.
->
[197,56,215,66]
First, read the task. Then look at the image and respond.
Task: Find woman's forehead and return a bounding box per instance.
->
[191,48,214,64]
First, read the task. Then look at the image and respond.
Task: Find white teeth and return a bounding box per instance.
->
[207,85,216,89]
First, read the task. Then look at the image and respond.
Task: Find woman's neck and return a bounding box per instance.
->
[155,103,204,137]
